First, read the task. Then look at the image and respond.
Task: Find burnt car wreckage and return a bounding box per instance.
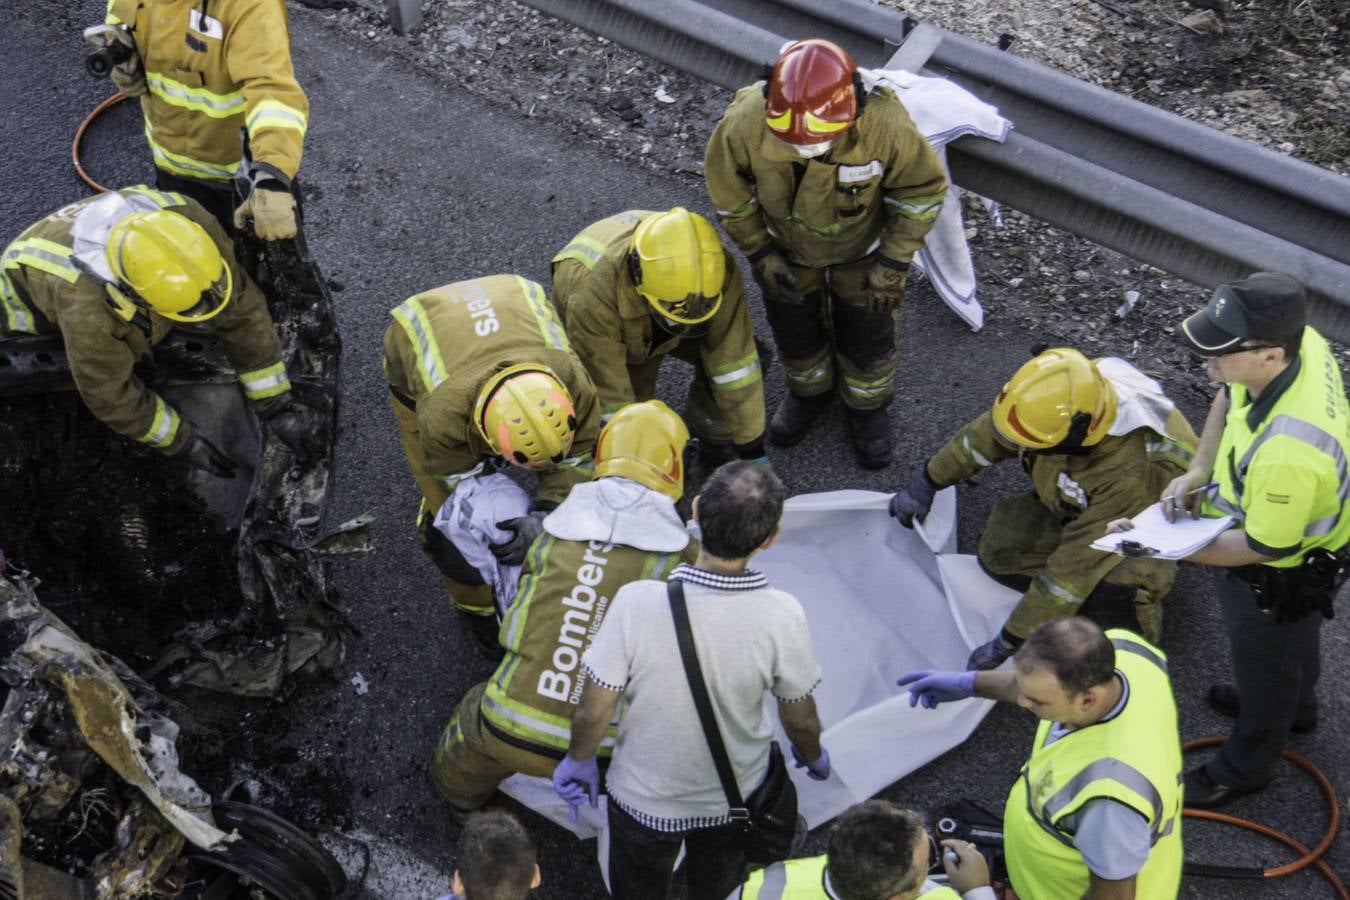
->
[0,227,366,896]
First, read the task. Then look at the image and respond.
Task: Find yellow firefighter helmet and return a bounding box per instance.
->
[629,207,725,326]
[991,348,1116,451]
[105,210,232,323]
[594,399,690,500]
[475,364,577,468]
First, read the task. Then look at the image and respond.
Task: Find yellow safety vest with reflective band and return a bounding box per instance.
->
[551,211,765,446]
[705,85,947,269]
[106,0,308,180]
[481,534,687,758]
[1003,630,1183,900]
[1205,328,1350,567]
[736,855,962,899]
[1,188,288,454]
[382,274,601,506]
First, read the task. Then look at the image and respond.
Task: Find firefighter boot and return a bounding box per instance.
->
[769,392,831,447]
[846,406,893,469]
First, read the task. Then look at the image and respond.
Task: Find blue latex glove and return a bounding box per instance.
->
[746,455,772,469]
[889,467,939,528]
[966,630,1020,671]
[791,744,831,781]
[551,755,600,823]
[897,670,976,709]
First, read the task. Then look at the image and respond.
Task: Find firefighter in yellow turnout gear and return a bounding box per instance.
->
[95,0,310,239]
[899,619,1183,900]
[0,187,310,474]
[705,39,947,468]
[552,208,768,465]
[428,401,696,817]
[730,799,994,899]
[382,275,601,645]
[891,349,1198,670]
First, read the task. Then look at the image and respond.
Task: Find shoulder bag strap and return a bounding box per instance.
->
[667,578,748,815]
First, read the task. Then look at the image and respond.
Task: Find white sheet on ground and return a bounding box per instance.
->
[501,488,1022,837]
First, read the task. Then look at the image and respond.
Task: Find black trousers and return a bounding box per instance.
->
[1207,567,1322,788]
[606,800,747,900]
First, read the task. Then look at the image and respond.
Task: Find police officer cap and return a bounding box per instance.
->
[1180,272,1306,356]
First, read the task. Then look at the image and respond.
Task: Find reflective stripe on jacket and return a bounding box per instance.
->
[1,187,288,453]
[1003,631,1183,900]
[1206,328,1350,566]
[735,854,962,899]
[482,534,687,757]
[551,210,765,446]
[381,274,601,505]
[107,0,308,180]
[705,85,947,269]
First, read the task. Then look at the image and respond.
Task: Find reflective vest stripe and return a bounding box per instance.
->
[1038,757,1165,840]
[1235,414,1350,536]
[551,235,608,269]
[390,296,450,393]
[782,347,833,391]
[751,861,788,899]
[1112,636,1168,674]
[481,689,617,752]
[885,192,946,221]
[237,361,292,400]
[105,0,122,24]
[145,71,246,117]
[962,430,995,469]
[1145,438,1194,470]
[1034,570,1086,606]
[146,121,237,180]
[2,238,81,284]
[501,536,556,651]
[708,353,761,392]
[246,98,309,137]
[139,395,182,449]
[716,197,759,220]
[0,272,37,333]
[842,368,895,401]
[517,276,569,352]
[123,185,187,208]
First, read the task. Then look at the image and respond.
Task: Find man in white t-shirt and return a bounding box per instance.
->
[553,461,828,900]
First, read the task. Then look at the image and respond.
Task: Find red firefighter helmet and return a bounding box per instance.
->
[765,39,859,146]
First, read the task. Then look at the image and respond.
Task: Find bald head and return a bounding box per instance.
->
[1015,617,1115,695]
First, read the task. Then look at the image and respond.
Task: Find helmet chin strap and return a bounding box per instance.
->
[1044,411,1094,456]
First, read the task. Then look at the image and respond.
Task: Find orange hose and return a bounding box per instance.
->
[1183,736,1347,897]
[72,92,129,193]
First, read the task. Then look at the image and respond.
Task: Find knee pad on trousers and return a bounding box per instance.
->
[831,292,896,370]
[1079,581,1144,634]
[977,554,1034,593]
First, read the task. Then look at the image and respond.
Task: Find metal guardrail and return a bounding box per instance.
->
[510,0,1350,339]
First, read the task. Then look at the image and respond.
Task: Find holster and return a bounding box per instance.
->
[1236,547,1345,622]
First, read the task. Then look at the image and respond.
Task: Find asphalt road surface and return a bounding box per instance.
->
[3,2,1347,897]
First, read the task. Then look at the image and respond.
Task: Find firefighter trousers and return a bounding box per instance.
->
[429,681,562,813]
[977,492,1171,642]
[389,393,495,616]
[756,255,897,411]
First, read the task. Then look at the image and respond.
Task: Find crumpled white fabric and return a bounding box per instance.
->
[860,67,1013,332]
[500,488,1023,836]
[1098,357,1187,441]
[430,473,530,615]
[542,476,690,553]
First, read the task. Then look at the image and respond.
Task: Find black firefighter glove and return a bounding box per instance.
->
[866,259,909,314]
[967,628,1023,671]
[257,396,321,464]
[182,431,239,479]
[750,249,802,305]
[490,509,550,566]
[889,466,940,528]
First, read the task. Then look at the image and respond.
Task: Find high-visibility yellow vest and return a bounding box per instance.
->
[1205,327,1350,567]
[737,854,963,899]
[1003,630,1183,900]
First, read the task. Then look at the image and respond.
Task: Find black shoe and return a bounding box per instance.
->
[1206,683,1318,734]
[845,407,893,469]
[692,438,737,470]
[1183,767,1267,810]
[769,392,830,447]
[462,610,505,663]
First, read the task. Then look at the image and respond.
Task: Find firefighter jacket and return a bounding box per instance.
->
[106,0,308,182]
[482,490,696,758]
[552,210,765,447]
[1004,631,1183,899]
[0,187,290,455]
[382,274,601,507]
[705,84,947,270]
[1206,328,1350,567]
[926,361,1198,638]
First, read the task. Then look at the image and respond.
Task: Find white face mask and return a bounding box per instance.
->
[794,139,836,159]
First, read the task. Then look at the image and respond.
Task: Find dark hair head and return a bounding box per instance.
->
[696,460,786,559]
[1015,616,1116,695]
[455,810,537,900]
[826,800,926,900]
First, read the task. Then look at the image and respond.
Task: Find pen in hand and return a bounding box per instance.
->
[1162,481,1218,522]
